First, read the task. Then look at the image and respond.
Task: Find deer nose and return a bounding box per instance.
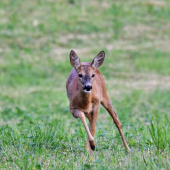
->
[83,85,92,91]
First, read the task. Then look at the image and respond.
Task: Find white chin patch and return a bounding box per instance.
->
[84,90,91,93]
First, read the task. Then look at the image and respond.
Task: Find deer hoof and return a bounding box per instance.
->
[91,145,95,151]
[89,140,95,151]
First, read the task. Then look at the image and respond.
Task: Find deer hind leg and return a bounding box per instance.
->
[71,109,95,151]
[85,105,99,152]
[101,96,131,151]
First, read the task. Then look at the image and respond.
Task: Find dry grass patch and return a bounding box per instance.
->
[106,73,170,91]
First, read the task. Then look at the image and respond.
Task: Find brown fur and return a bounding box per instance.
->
[66,50,131,152]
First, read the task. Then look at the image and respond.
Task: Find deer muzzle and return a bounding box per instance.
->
[83,85,92,93]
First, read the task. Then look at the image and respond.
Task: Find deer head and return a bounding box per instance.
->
[70,50,105,93]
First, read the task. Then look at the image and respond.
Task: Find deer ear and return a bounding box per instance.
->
[70,50,81,69]
[91,51,105,69]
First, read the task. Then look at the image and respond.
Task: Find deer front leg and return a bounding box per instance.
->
[85,114,92,152]
[86,105,99,152]
[101,98,131,151]
[71,109,95,151]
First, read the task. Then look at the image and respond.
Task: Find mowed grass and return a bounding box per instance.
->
[0,0,170,169]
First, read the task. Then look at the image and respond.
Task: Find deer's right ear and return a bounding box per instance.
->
[70,50,81,69]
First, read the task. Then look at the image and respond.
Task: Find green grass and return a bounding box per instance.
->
[0,0,170,169]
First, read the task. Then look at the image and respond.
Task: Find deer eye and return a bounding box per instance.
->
[78,74,83,78]
[92,74,95,78]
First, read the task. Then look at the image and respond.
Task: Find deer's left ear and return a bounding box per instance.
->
[91,51,105,69]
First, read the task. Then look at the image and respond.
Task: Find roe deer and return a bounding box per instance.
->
[66,50,131,152]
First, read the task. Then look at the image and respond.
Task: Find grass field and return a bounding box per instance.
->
[0,0,170,169]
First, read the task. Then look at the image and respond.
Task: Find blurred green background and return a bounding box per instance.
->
[0,0,170,169]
